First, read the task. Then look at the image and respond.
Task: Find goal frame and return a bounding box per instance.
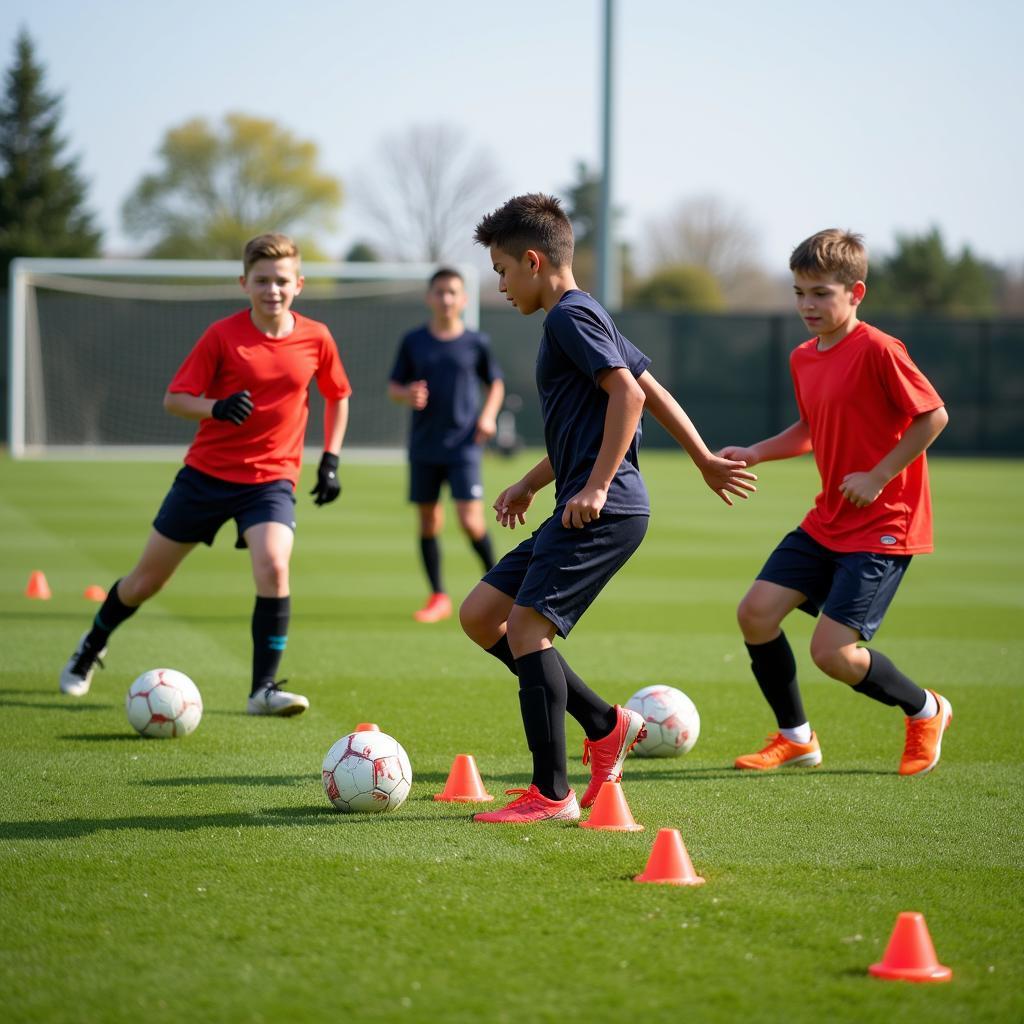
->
[7,257,481,459]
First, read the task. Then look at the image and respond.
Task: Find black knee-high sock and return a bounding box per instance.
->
[485,635,517,675]
[251,595,290,695]
[514,649,569,801]
[853,649,928,716]
[470,534,495,572]
[745,632,807,729]
[85,580,138,650]
[555,651,616,740]
[419,536,444,594]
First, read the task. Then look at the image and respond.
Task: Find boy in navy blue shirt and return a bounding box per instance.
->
[389,268,505,623]
[464,194,756,823]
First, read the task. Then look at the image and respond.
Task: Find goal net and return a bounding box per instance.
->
[8,257,480,459]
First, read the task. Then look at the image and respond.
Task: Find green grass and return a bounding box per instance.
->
[1,452,1021,1024]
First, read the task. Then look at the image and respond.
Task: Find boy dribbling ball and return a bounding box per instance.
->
[59,233,352,716]
[721,228,952,776]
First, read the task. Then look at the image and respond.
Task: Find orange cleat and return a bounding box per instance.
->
[580,706,646,808]
[899,691,952,776]
[473,785,579,824]
[413,592,452,623]
[734,732,822,770]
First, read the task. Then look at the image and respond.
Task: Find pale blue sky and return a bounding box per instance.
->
[2,0,1020,270]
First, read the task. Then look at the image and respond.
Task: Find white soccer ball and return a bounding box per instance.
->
[322,731,413,813]
[126,668,203,738]
[626,685,700,758]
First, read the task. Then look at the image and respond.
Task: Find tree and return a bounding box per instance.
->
[353,123,503,262]
[629,263,725,312]
[343,240,379,263]
[122,113,342,259]
[0,29,101,274]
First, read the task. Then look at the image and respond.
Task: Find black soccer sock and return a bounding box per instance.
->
[470,533,496,572]
[485,635,517,675]
[556,650,616,740]
[419,536,444,594]
[745,632,807,729]
[514,649,569,801]
[251,595,290,695]
[853,649,929,716]
[86,580,139,650]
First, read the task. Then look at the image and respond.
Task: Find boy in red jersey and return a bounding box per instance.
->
[721,229,951,775]
[59,234,352,716]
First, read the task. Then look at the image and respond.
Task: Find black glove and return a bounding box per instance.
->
[310,452,341,506]
[211,390,253,425]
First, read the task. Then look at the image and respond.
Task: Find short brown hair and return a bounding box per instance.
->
[243,233,300,276]
[428,266,463,288]
[474,193,574,268]
[789,229,867,286]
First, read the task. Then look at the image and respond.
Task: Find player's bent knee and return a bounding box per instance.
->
[809,643,848,680]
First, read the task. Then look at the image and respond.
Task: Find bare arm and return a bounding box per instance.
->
[475,377,506,444]
[719,420,813,467]
[387,380,428,410]
[323,397,349,455]
[163,390,216,421]
[840,406,949,507]
[493,456,555,530]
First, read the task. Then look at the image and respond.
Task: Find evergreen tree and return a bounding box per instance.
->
[0,29,101,274]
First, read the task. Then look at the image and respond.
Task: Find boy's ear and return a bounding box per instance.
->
[523,249,543,274]
[851,280,866,304]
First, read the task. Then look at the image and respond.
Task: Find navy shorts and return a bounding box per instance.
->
[757,528,911,640]
[409,456,484,504]
[483,512,649,638]
[153,466,296,550]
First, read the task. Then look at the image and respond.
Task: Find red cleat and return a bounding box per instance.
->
[413,592,452,623]
[899,691,952,776]
[580,706,646,808]
[473,785,580,824]
[734,732,822,770]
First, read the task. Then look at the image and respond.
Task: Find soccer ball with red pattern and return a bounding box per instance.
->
[321,731,413,813]
[626,685,700,757]
[126,668,203,738]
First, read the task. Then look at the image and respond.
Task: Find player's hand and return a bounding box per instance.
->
[717,444,760,467]
[839,470,885,508]
[701,455,758,506]
[310,452,341,506]
[407,380,429,410]
[211,390,253,425]
[562,486,606,528]
[474,414,497,445]
[493,480,534,530]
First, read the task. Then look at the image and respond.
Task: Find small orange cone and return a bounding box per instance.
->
[634,828,705,885]
[25,571,51,600]
[433,753,494,802]
[579,781,644,831]
[869,912,952,982]
[83,585,107,602]
[353,722,380,733]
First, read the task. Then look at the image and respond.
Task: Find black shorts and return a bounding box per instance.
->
[482,512,649,638]
[757,528,911,641]
[409,456,484,503]
[153,466,296,550]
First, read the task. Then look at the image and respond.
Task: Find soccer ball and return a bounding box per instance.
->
[322,731,413,813]
[626,685,700,757]
[126,668,203,738]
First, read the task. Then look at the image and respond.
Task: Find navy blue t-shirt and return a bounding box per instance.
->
[389,326,503,463]
[538,290,651,514]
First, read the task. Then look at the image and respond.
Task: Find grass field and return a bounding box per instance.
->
[1,452,1021,1024]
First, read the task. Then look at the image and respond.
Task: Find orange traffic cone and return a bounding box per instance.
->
[579,781,644,831]
[25,571,51,600]
[869,912,952,982]
[353,722,380,733]
[433,753,494,802]
[83,584,107,602]
[634,828,705,885]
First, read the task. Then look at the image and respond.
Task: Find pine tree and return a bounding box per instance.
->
[0,29,101,275]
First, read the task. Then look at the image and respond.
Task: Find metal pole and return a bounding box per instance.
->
[596,0,619,309]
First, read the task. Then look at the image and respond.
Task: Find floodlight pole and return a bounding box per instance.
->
[596,0,619,310]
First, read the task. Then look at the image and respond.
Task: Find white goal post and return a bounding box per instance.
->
[8,257,480,459]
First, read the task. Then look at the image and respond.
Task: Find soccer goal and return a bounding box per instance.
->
[7,257,480,459]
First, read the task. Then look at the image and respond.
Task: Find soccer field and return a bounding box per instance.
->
[1,452,1021,1024]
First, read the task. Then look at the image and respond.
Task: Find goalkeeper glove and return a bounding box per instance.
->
[211,390,253,425]
[311,452,341,506]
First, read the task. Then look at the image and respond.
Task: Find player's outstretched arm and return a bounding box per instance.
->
[637,371,757,506]
[494,456,554,530]
[310,397,349,506]
[719,420,813,468]
[164,389,253,424]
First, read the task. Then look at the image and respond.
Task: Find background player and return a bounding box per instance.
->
[388,267,505,623]
[59,233,351,716]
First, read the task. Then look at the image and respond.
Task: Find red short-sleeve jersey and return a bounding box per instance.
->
[167,310,352,486]
[791,322,944,554]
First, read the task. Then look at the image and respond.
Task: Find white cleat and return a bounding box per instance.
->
[246,681,309,717]
[59,632,108,696]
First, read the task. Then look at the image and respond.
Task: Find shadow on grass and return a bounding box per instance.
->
[623,765,892,780]
[137,774,309,787]
[0,697,111,713]
[57,733,139,742]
